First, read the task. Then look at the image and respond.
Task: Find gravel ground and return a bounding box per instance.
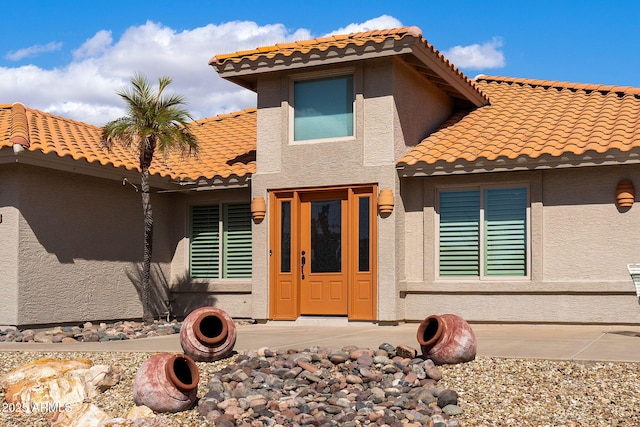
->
[0,351,638,426]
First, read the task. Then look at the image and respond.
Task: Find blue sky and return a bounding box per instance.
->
[2,0,639,125]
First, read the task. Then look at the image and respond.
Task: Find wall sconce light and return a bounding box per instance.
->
[251,196,266,221]
[616,180,635,208]
[378,189,394,215]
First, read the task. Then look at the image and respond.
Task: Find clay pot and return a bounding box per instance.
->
[616,180,635,208]
[417,314,477,365]
[180,306,237,362]
[132,353,199,413]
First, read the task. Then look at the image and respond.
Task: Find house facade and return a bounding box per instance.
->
[1,26,639,327]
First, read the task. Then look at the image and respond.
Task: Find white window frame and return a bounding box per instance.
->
[288,68,356,145]
[435,184,531,280]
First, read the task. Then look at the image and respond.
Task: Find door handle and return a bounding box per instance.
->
[301,250,306,279]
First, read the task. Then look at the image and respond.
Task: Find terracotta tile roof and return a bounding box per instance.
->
[212,27,423,65]
[211,27,488,106]
[0,104,12,146]
[398,76,640,172]
[0,103,257,182]
[167,108,256,181]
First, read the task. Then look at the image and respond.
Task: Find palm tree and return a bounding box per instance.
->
[102,73,197,323]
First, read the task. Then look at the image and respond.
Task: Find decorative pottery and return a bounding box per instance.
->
[132,353,199,413]
[616,180,635,208]
[378,189,394,214]
[180,306,237,362]
[417,313,477,365]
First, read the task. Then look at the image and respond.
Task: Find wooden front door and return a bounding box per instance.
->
[269,186,377,320]
[299,191,348,315]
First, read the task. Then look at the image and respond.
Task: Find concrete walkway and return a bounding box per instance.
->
[1,322,640,363]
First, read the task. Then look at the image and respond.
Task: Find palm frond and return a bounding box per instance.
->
[100,73,199,163]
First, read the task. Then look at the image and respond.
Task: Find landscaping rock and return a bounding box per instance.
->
[199,345,464,426]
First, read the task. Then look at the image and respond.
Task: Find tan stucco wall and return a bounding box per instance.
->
[168,187,253,319]
[402,165,640,324]
[7,164,178,326]
[0,167,19,325]
[250,58,453,322]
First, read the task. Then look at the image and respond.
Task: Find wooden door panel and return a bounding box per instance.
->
[270,186,377,320]
[269,194,299,320]
[300,193,348,315]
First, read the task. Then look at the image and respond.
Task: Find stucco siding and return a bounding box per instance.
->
[0,167,19,325]
[391,59,453,160]
[542,168,640,282]
[402,166,640,324]
[13,165,176,326]
[405,293,639,324]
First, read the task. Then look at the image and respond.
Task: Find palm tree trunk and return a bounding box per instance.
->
[140,164,154,324]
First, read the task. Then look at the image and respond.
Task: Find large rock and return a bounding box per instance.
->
[0,358,122,412]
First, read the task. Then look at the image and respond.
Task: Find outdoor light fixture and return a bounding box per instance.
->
[251,196,266,221]
[616,180,635,209]
[378,189,394,215]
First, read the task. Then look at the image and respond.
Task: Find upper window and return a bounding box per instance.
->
[438,186,528,278]
[189,203,252,279]
[293,74,354,141]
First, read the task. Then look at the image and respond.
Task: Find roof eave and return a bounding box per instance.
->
[0,148,183,190]
[164,174,252,193]
[397,150,640,177]
[213,41,415,92]
[213,33,488,107]
[408,44,489,108]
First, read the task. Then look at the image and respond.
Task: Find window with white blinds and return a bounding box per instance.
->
[484,187,527,276]
[189,204,252,279]
[438,187,527,278]
[439,190,480,276]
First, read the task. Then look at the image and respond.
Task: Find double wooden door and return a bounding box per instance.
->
[270,186,377,320]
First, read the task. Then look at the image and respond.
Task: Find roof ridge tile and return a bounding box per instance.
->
[211,27,419,66]
[10,103,30,147]
[477,75,640,97]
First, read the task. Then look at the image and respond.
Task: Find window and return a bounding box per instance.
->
[293,74,354,141]
[358,196,370,272]
[438,186,528,277]
[189,203,252,279]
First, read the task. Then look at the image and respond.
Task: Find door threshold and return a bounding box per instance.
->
[269,316,349,327]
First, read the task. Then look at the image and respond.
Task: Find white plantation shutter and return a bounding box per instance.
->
[223,204,253,278]
[439,190,480,276]
[189,205,220,278]
[439,187,528,278]
[189,203,252,279]
[484,188,527,276]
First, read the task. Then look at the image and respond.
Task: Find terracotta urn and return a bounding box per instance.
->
[132,352,199,413]
[180,306,237,362]
[616,180,635,208]
[417,313,477,365]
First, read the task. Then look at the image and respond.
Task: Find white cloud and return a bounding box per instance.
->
[327,15,403,36]
[442,37,505,70]
[5,42,63,61]
[73,30,113,59]
[5,16,513,127]
[0,20,319,125]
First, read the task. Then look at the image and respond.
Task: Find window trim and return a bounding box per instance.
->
[435,184,531,281]
[188,202,252,281]
[288,68,356,145]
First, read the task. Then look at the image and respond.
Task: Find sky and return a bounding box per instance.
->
[1,0,639,126]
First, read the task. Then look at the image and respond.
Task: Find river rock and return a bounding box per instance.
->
[437,389,459,408]
[199,344,464,426]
